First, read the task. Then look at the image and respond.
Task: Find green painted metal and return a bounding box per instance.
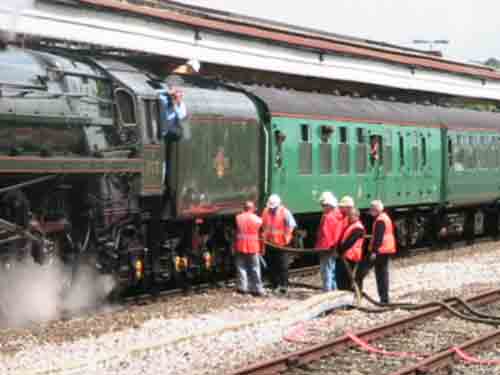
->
[0,156,143,174]
[445,130,500,205]
[142,144,164,193]
[268,116,442,213]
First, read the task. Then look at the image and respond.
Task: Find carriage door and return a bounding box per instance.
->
[407,130,425,203]
[367,129,386,201]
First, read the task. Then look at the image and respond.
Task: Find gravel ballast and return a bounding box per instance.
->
[3,242,500,375]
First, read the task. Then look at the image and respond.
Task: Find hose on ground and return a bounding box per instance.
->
[267,241,500,324]
[340,258,500,325]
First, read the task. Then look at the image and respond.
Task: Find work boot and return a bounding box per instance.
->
[252,290,267,297]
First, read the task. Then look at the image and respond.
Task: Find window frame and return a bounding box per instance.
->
[298,123,313,175]
[319,124,333,175]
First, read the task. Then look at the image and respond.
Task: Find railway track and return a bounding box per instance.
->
[122,265,321,306]
[229,288,500,375]
[123,236,491,307]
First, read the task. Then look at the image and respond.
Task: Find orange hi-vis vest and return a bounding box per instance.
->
[262,206,292,246]
[370,212,397,254]
[341,220,365,263]
[235,211,262,254]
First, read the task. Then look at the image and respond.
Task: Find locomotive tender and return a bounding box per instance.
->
[1,44,500,293]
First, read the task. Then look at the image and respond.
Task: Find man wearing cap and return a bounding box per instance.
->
[173,59,201,75]
[335,196,356,289]
[315,192,343,292]
[369,200,397,304]
[158,88,187,141]
[234,201,265,297]
[262,194,297,294]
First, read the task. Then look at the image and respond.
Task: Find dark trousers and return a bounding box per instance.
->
[336,258,368,291]
[266,247,289,289]
[335,258,350,290]
[374,254,390,304]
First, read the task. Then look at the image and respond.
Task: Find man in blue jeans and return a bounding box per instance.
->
[315,192,344,292]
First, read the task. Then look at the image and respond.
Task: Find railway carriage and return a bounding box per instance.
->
[246,86,500,249]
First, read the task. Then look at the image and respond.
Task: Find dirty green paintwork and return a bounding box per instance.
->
[268,116,442,213]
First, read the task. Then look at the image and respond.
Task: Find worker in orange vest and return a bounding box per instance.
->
[335,196,355,289]
[234,201,265,296]
[262,194,296,294]
[369,200,397,303]
[337,208,366,290]
[315,192,343,292]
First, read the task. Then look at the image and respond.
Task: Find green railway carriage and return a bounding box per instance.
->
[247,87,443,213]
[246,86,500,247]
[443,109,500,206]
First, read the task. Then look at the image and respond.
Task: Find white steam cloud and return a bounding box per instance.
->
[0,258,115,328]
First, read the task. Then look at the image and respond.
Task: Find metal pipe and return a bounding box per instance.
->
[262,122,269,196]
[0,175,58,195]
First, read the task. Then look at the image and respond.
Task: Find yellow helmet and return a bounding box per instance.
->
[339,196,355,208]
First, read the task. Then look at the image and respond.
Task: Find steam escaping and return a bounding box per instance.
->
[0,258,116,328]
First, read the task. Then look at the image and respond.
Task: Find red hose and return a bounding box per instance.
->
[453,347,500,365]
[346,332,429,359]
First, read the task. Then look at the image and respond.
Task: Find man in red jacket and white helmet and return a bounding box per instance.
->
[315,191,343,292]
[234,201,265,296]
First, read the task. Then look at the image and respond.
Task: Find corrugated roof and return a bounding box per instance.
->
[73,0,500,81]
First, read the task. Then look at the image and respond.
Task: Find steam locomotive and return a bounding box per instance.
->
[2,45,500,294]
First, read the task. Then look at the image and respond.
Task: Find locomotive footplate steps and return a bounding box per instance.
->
[229,288,500,375]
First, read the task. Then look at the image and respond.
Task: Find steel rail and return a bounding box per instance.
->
[389,329,500,374]
[122,265,321,305]
[229,288,500,375]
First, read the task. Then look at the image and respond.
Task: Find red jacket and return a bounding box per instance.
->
[315,208,344,250]
[235,211,263,254]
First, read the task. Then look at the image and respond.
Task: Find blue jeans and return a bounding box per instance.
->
[235,253,264,294]
[320,253,337,292]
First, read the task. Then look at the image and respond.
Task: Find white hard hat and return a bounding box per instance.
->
[370,200,384,211]
[187,59,201,73]
[339,196,355,208]
[319,192,338,207]
[267,194,281,209]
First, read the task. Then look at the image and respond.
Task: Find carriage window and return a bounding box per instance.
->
[399,134,405,168]
[497,137,500,167]
[488,136,496,168]
[448,137,453,169]
[356,128,367,174]
[299,124,312,175]
[421,136,427,166]
[466,135,474,169]
[115,89,136,126]
[338,127,349,174]
[143,99,160,141]
[301,124,310,142]
[384,130,393,174]
[412,133,419,171]
[369,135,383,167]
[340,127,348,144]
[319,126,333,175]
